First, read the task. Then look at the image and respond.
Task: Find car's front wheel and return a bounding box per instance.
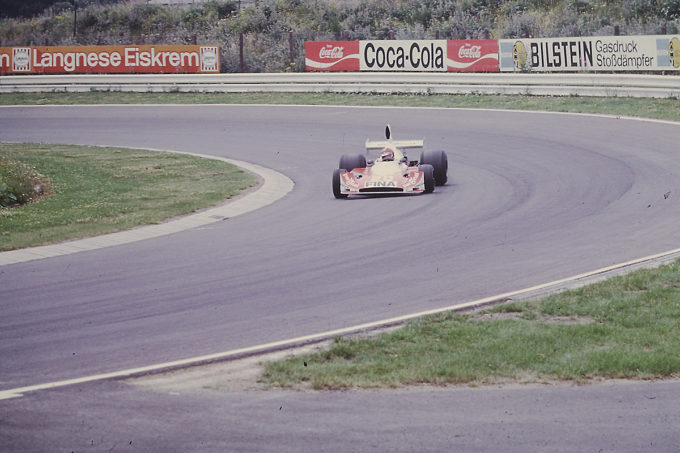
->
[420,150,448,186]
[333,169,348,199]
[419,164,435,194]
[339,154,366,171]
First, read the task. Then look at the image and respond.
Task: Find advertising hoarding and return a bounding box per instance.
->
[304,41,360,71]
[446,40,499,72]
[0,45,220,74]
[499,35,680,71]
[360,40,448,71]
[306,40,499,72]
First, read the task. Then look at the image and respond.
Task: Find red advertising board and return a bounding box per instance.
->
[0,45,220,74]
[305,40,499,72]
[446,40,499,72]
[305,41,360,71]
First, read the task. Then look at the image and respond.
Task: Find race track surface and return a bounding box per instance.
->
[1,105,679,451]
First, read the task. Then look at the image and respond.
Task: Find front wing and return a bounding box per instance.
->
[338,168,426,195]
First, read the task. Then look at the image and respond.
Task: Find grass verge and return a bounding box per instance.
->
[0,143,257,251]
[1,92,680,122]
[262,260,680,390]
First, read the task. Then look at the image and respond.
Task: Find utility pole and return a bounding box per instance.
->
[72,0,78,39]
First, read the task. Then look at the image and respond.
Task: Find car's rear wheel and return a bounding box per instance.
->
[420,150,448,186]
[339,154,366,171]
[333,169,348,199]
[419,164,435,194]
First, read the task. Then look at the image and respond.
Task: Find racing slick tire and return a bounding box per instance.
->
[339,154,367,172]
[419,164,435,194]
[333,169,349,199]
[419,150,448,186]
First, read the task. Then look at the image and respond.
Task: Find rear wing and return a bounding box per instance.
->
[365,139,424,150]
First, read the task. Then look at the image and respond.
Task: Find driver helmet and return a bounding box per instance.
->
[380,148,395,161]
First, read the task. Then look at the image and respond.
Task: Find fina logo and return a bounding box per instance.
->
[366,181,397,187]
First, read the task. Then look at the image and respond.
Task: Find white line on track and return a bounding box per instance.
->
[2,245,679,400]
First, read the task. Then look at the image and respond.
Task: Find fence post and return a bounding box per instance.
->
[289,31,295,69]
[72,0,77,39]
[239,33,245,72]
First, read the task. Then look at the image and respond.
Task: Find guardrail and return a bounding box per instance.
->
[1,73,678,98]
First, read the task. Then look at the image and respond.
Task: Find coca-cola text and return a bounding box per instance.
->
[458,45,482,59]
[319,46,344,59]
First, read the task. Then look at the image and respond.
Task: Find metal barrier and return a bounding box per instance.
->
[1,72,678,98]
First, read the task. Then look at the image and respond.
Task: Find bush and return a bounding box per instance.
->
[0,158,52,207]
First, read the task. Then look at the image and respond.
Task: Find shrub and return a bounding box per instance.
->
[0,158,52,208]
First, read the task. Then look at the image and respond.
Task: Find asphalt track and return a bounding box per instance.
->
[1,104,680,451]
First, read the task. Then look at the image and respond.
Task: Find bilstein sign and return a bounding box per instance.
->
[499,35,680,71]
[0,45,220,74]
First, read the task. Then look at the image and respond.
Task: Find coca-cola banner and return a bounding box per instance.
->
[447,40,499,71]
[0,45,220,74]
[361,40,448,71]
[499,35,680,72]
[304,41,360,71]
[306,40,499,72]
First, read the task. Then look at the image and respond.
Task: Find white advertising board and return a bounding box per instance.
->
[499,35,680,72]
[359,40,448,71]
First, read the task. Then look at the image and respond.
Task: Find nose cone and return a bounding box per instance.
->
[372,161,399,175]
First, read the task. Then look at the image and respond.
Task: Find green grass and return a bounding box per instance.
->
[261,261,680,389]
[0,143,257,251]
[1,92,680,122]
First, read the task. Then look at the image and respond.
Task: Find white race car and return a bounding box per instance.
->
[333,125,448,198]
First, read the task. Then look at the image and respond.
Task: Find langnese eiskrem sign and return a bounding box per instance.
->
[0,45,220,74]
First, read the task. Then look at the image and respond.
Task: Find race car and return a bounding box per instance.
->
[332,125,448,199]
